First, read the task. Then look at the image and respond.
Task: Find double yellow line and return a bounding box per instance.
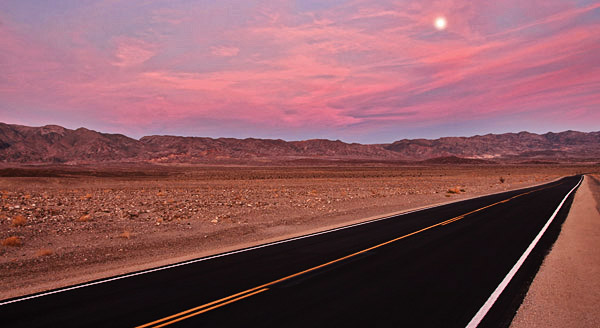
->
[136,183,559,327]
[137,287,270,328]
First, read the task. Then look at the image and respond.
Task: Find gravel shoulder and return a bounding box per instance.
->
[511,174,600,328]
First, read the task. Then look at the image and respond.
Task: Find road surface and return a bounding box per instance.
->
[0,175,582,327]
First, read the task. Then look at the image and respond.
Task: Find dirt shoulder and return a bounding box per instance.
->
[511,174,600,328]
[0,165,595,300]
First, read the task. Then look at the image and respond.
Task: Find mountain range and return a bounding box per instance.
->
[1,122,599,164]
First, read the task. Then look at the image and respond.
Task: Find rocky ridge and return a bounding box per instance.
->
[0,122,598,163]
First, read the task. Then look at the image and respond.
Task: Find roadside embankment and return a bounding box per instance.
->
[511,175,600,328]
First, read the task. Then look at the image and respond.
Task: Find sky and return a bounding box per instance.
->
[0,0,599,143]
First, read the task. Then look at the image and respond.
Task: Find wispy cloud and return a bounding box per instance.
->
[210,45,240,57]
[113,37,156,67]
[0,0,598,141]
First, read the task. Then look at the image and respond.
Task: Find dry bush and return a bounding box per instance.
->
[78,214,91,222]
[2,236,22,247]
[36,248,53,257]
[119,231,131,239]
[12,215,27,227]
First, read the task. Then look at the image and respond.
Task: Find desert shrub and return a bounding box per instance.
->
[2,236,22,246]
[12,215,27,226]
[36,248,53,257]
[78,214,91,222]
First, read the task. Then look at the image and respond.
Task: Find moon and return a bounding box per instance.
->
[434,16,447,30]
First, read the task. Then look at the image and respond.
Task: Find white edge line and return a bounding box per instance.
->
[0,196,446,306]
[0,176,576,307]
[465,175,583,328]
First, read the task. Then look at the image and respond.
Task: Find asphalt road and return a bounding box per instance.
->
[0,175,582,328]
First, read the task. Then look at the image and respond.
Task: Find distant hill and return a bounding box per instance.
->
[0,122,598,164]
[139,135,400,162]
[0,123,143,163]
[384,131,600,160]
[418,156,496,165]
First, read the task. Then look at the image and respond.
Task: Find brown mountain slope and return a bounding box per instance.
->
[0,123,144,163]
[0,122,598,163]
[139,136,401,162]
[384,131,600,160]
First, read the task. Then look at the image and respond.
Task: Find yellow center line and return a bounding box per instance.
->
[137,218,453,327]
[136,182,562,327]
[135,287,269,328]
[151,288,270,328]
[441,216,464,225]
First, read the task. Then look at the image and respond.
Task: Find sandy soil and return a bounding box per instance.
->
[510,174,600,328]
[0,165,596,300]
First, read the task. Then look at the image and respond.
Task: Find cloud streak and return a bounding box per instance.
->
[0,0,598,142]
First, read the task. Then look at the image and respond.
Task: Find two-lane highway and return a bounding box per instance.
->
[0,175,582,327]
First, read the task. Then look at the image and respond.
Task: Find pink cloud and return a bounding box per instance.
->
[0,1,598,141]
[210,45,240,57]
[113,37,157,67]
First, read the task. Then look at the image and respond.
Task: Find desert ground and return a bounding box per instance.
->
[0,164,597,300]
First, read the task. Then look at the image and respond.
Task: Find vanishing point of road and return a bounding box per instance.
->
[0,175,582,327]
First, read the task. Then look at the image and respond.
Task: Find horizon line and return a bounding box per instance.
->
[1,121,598,145]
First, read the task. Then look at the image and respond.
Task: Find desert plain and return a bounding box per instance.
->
[0,164,597,300]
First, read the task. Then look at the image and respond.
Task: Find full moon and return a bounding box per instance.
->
[434,16,447,30]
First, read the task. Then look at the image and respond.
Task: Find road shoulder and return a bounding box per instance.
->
[510,175,600,328]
